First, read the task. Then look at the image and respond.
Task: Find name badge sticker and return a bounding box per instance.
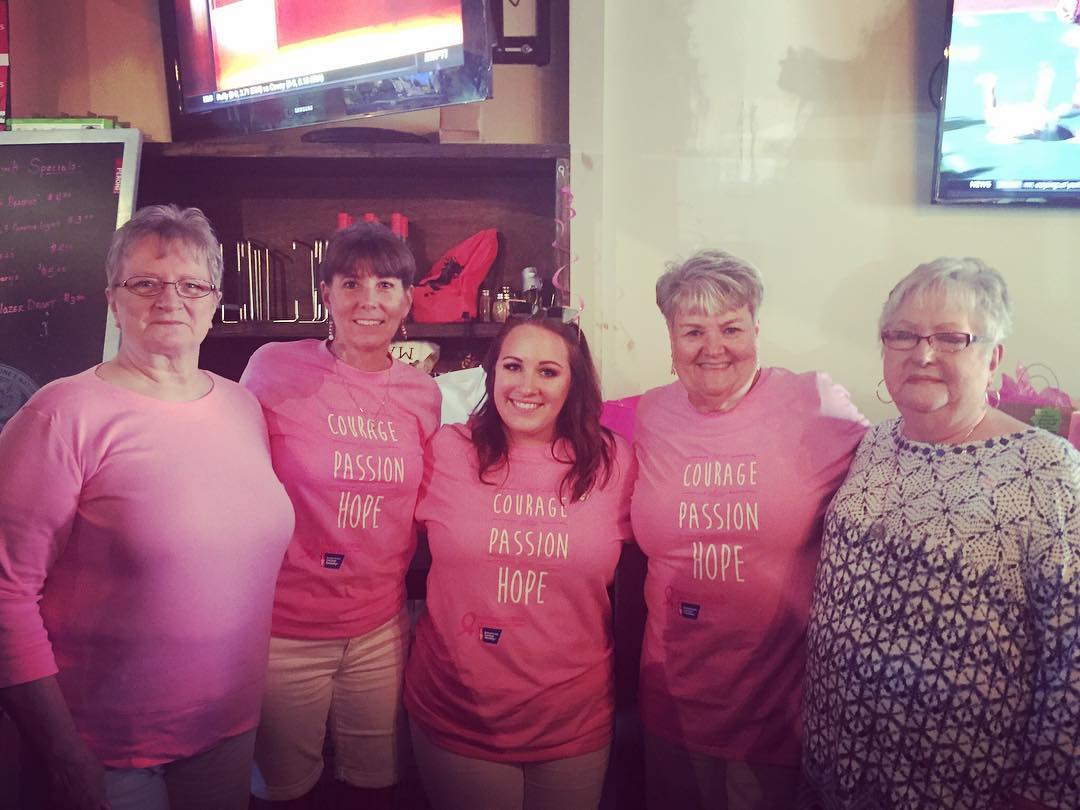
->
[322,553,345,570]
[481,627,503,644]
[679,602,701,620]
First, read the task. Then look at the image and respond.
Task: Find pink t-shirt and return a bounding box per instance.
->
[0,369,294,767]
[631,368,867,766]
[404,425,636,761]
[241,340,441,639]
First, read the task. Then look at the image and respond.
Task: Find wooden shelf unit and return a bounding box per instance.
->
[137,141,571,378]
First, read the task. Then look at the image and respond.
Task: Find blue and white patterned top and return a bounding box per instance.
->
[801,419,1080,810]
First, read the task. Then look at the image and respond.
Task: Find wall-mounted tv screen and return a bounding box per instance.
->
[158,0,494,141]
[934,0,1080,205]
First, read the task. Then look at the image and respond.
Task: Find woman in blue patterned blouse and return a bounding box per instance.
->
[801,257,1079,810]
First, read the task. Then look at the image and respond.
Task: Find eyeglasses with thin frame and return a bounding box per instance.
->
[880,330,988,353]
[115,276,218,299]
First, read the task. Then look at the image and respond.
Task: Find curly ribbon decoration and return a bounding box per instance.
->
[551,168,583,317]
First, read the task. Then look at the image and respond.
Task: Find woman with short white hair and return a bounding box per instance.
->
[0,205,294,810]
[801,257,1080,810]
[632,249,868,810]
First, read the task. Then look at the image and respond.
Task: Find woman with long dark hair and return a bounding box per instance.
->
[404,316,636,810]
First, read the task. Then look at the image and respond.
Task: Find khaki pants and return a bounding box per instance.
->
[251,609,410,800]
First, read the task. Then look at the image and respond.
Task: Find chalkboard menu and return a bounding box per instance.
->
[0,129,141,429]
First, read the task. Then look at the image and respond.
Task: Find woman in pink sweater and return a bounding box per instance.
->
[404,317,636,810]
[0,205,295,810]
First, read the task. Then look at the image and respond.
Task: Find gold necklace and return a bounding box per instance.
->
[955,409,988,444]
[327,340,394,419]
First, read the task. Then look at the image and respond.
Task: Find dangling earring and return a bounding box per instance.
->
[328,317,336,341]
[986,385,1001,408]
[875,378,893,404]
[399,321,408,340]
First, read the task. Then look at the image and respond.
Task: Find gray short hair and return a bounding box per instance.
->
[105,205,223,288]
[656,249,766,325]
[879,257,1012,344]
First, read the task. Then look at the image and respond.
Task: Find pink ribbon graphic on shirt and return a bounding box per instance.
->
[460,612,479,637]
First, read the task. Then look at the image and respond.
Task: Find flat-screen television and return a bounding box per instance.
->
[157,0,494,141]
[934,0,1080,205]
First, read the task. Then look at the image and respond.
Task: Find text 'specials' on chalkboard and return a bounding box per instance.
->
[0,129,142,429]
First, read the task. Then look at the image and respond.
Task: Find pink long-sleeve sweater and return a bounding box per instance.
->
[0,368,295,767]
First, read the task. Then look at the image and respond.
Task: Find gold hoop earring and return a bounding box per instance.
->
[875,378,893,404]
[987,386,1001,408]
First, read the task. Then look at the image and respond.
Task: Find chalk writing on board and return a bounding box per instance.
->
[0,129,140,428]
[29,158,83,178]
[4,194,40,208]
[0,138,129,398]
[39,263,67,279]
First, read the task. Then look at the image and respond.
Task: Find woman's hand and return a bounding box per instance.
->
[0,676,110,809]
[44,741,111,810]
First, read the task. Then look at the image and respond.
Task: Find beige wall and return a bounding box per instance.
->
[9,0,568,144]
[11,0,172,139]
[571,0,1080,421]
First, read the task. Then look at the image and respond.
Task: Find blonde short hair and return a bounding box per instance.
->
[656,249,765,325]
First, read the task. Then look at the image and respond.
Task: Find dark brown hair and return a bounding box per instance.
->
[470,316,615,502]
[318,221,416,286]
